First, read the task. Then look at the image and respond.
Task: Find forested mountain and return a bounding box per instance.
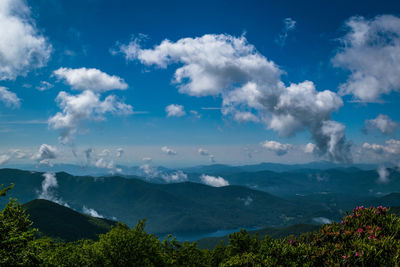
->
[23,199,116,241]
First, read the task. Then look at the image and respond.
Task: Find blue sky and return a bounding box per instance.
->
[0,0,400,168]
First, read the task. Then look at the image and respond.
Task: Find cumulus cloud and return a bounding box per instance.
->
[31,144,57,166]
[139,164,159,178]
[95,157,114,169]
[116,34,350,162]
[233,111,259,122]
[36,81,53,91]
[53,67,128,92]
[48,90,133,144]
[139,164,187,183]
[116,148,124,158]
[0,154,11,165]
[261,140,292,156]
[161,170,188,183]
[377,166,390,184]
[304,143,316,154]
[198,148,216,162]
[365,114,397,135]
[166,104,186,117]
[333,15,400,102]
[161,146,177,156]
[0,86,20,108]
[82,206,104,218]
[200,174,229,187]
[275,18,296,46]
[38,173,68,207]
[0,0,52,80]
[363,139,400,155]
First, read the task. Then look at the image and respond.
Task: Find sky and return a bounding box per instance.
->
[0,0,400,168]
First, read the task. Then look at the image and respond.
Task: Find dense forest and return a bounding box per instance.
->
[2,183,400,266]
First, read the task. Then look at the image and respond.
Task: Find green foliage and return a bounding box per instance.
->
[0,184,40,266]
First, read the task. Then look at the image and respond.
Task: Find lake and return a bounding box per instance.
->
[158,227,259,242]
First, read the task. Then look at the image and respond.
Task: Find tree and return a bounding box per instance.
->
[0,184,40,265]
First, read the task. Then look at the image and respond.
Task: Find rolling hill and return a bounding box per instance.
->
[0,168,329,235]
[23,199,116,241]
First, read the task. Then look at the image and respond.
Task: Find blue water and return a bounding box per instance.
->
[158,227,259,242]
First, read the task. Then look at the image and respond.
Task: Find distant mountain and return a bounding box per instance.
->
[367,192,400,207]
[181,161,379,174]
[23,199,116,241]
[196,224,320,249]
[0,168,328,235]
[208,168,400,197]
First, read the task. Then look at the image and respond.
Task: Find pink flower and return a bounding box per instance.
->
[289,239,294,245]
[357,228,364,233]
[355,252,359,257]
[342,255,347,260]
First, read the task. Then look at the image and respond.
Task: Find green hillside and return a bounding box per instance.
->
[23,199,116,241]
[0,168,331,234]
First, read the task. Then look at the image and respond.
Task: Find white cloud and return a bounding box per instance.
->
[200,174,229,187]
[48,90,133,144]
[198,148,216,162]
[31,144,57,166]
[261,140,292,156]
[95,158,114,169]
[365,114,397,135]
[333,15,400,102]
[116,148,124,158]
[161,170,188,183]
[82,206,104,218]
[304,143,316,154]
[275,18,296,46]
[139,164,159,178]
[0,0,52,80]
[377,166,390,184]
[53,67,128,92]
[166,104,186,117]
[363,139,400,155]
[313,217,332,224]
[0,86,20,108]
[38,172,69,207]
[36,81,53,91]
[233,111,259,123]
[0,154,11,165]
[161,146,177,156]
[117,34,350,162]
